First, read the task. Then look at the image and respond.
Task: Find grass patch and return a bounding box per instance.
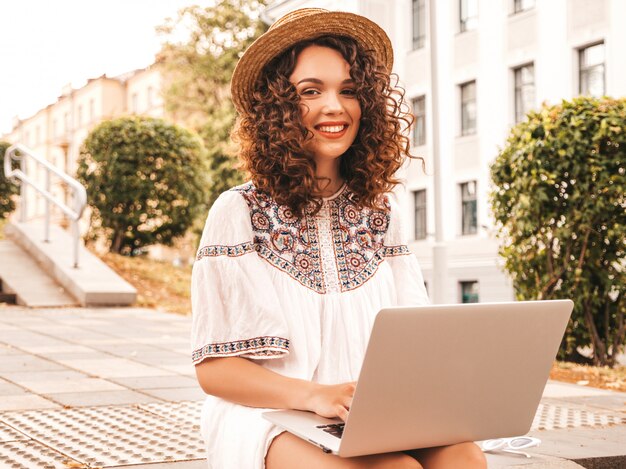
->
[0,218,6,240]
[99,251,191,316]
[550,361,626,392]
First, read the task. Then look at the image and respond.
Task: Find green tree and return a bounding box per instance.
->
[0,141,19,219]
[490,96,626,367]
[156,0,269,209]
[77,116,207,255]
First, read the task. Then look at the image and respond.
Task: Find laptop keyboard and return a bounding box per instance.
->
[316,423,345,439]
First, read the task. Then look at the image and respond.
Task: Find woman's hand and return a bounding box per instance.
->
[306,381,356,422]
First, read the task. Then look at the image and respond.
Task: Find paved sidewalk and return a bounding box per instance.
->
[0,304,624,468]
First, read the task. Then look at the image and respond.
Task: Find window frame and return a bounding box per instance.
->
[460,280,479,303]
[513,0,535,14]
[412,0,426,49]
[460,81,477,136]
[460,0,478,32]
[413,189,427,240]
[412,95,426,146]
[460,180,478,236]
[514,63,535,124]
[579,42,605,97]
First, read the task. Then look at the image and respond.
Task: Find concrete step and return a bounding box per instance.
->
[4,222,136,306]
[0,279,17,304]
[0,240,78,307]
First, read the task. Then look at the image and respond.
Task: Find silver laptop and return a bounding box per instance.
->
[263,300,573,457]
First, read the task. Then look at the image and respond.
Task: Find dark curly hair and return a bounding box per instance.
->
[232,34,423,216]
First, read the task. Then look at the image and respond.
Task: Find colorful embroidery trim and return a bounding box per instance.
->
[196,242,255,260]
[225,182,412,294]
[192,336,290,363]
[383,245,410,257]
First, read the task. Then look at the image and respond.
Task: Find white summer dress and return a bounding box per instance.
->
[191,181,429,469]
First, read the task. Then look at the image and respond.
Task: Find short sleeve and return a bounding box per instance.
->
[190,190,289,365]
[383,194,430,306]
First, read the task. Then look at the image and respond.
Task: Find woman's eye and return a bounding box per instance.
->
[301,89,320,96]
[341,89,357,96]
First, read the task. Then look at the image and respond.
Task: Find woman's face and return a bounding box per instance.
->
[288,45,361,163]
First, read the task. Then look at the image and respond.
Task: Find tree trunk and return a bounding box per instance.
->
[111,229,124,254]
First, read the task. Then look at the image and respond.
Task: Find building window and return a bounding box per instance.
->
[64,112,70,133]
[131,93,139,113]
[89,99,95,122]
[579,42,605,97]
[460,81,476,136]
[35,126,40,145]
[77,105,83,127]
[412,96,426,146]
[412,0,426,49]
[460,281,479,303]
[514,63,535,123]
[460,0,478,32]
[461,181,477,235]
[513,0,535,13]
[53,119,58,137]
[413,189,427,240]
[147,86,154,108]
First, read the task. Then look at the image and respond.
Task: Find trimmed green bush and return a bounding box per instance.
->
[490,96,625,367]
[0,141,19,219]
[77,117,207,255]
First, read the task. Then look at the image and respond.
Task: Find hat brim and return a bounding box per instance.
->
[230,11,393,115]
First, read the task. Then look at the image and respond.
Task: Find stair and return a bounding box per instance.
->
[0,239,78,307]
[0,279,17,304]
[4,222,136,306]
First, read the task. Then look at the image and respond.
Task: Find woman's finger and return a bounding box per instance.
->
[338,405,349,422]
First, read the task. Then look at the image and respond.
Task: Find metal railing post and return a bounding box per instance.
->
[3,143,87,269]
[19,156,27,223]
[44,168,50,242]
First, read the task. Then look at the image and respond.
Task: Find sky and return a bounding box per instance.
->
[0,0,214,135]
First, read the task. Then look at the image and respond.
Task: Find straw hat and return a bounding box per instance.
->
[230,8,393,115]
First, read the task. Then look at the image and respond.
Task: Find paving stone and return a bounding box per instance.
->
[18,377,125,394]
[0,394,60,411]
[0,379,27,396]
[0,355,68,372]
[115,459,207,468]
[57,358,165,378]
[44,389,162,407]
[141,387,206,402]
[109,375,197,390]
[43,351,104,361]
[156,364,196,376]
[2,370,92,383]
[0,344,22,355]
[132,356,189,367]
[21,344,95,354]
[0,439,82,468]
[0,421,30,442]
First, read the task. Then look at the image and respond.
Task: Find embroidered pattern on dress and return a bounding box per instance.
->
[227,182,411,294]
[196,242,255,260]
[192,336,289,363]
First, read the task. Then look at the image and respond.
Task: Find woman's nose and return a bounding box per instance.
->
[321,92,344,114]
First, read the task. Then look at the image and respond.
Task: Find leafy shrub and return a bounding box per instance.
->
[77,117,207,255]
[490,96,625,367]
[0,141,19,219]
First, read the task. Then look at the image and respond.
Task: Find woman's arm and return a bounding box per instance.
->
[195,356,355,421]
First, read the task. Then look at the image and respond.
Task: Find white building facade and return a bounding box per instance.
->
[2,67,164,220]
[264,0,626,304]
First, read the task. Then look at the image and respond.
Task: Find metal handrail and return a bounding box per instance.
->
[3,143,87,268]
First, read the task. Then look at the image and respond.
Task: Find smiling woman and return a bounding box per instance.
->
[190,7,486,469]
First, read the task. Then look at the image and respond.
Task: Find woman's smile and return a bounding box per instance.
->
[314,121,350,139]
[288,45,361,162]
